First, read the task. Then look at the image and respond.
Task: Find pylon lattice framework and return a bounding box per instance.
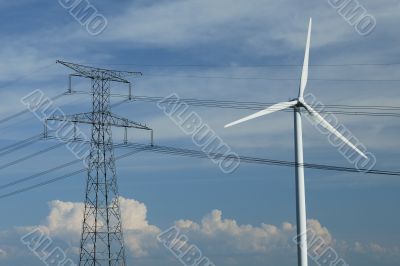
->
[47,60,152,266]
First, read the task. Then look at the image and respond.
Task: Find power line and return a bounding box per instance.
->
[77,62,400,68]
[2,137,398,200]
[0,133,43,155]
[0,93,124,131]
[66,63,400,82]
[0,142,64,171]
[0,158,81,190]
[44,136,400,177]
[0,92,66,125]
[85,91,400,111]
[2,130,398,199]
[73,91,400,118]
[144,73,400,82]
[119,143,399,176]
[0,138,41,158]
[0,98,140,194]
[0,169,86,200]
[0,147,145,199]
[132,95,400,117]
[0,62,56,90]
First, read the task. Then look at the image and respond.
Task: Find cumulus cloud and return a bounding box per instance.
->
[307,219,333,245]
[10,197,288,260]
[174,209,294,254]
[18,197,161,257]
[119,197,161,257]
[352,241,400,257]
[20,197,296,257]
[44,200,83,237]
[2,196,394,266]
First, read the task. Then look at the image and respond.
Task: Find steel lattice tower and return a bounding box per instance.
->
[46,61,153,266]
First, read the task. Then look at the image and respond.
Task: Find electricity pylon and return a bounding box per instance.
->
[46,60,153,265]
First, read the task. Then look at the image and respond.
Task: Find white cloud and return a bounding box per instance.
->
[352,241,400,257]
[6,196,396,265]
[94,0,400,57]
[119,197,161,257]
[307,219,333,245]
[0,248,7,258]
[19,197,162,257]
[0,0,398,171]
[0,46,55,81]
[173,209,294,254]
[105,0,266,46]
[45,200,83,237]
[100,0,327,53]
[25,197,295,256]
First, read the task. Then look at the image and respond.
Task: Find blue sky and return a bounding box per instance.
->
[0,0,399,265]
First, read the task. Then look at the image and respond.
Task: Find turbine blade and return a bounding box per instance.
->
[299,18,312,98]
[302,102,368,159]
[225,100,297,128]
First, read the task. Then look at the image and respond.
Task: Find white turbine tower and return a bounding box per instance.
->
[224,18,367,266]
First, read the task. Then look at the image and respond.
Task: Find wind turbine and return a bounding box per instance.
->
[224,18,367,266]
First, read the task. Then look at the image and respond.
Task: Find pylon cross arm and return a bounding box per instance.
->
[108,113,151,130]
[57,60,142,83]
[47,112,152,131]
